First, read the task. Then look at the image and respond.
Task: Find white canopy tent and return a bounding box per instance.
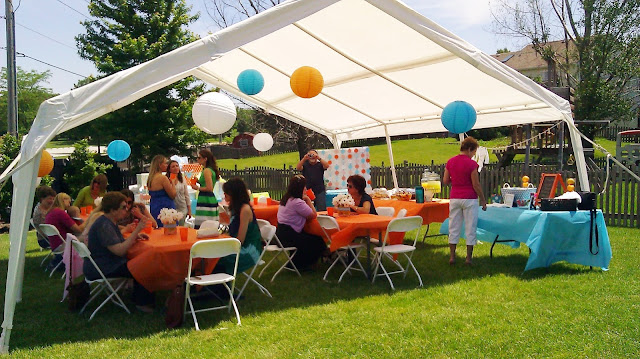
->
[0,0,589,352]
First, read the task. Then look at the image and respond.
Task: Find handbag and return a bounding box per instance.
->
[165,283,185,328]
[66,243,90,311]
[577,191,597,210]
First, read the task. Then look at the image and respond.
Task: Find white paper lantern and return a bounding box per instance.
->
[253,132,274,152]
[192,92,237,134]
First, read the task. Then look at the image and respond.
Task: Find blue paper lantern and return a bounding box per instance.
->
[237,69,264,95]
[441,101,477,134]
[107,140,131,162]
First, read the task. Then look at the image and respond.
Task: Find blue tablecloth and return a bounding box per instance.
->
[440,207,612,271]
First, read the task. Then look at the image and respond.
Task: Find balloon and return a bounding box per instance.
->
[107,140,131,162]
[441,101,477,134]
[192,92,237,135]
[38,150,54,177]
[237,69,265,95]
[253,133,274,152]
[290,66,324,98]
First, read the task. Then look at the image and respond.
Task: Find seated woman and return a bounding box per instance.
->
[347,174,377,215]
[118,189,157,229]
[73,174,108,208]
[215,178,263,275]
[32,185,56,249]
[44,193,85,270]
[84,192,155,312]
[276,175,327,270]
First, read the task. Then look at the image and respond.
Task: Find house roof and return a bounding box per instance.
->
[492,40,575,71]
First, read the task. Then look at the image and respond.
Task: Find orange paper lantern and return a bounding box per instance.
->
[290,66,324,98]
[38,150,54,177]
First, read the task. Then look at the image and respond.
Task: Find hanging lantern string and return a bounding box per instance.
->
[482,122,563,152]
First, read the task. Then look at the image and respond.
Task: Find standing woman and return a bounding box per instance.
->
[147,155,176,228]
[191,149,220,229]
[276,175,327,270]
[216,178,262,274]
[442,136,487,266]
[167,160,192,225]
[73,174,108,208]
[346,174,377,214]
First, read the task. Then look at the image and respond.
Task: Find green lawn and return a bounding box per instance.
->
[1,226,637,357]
[216,137,620,169]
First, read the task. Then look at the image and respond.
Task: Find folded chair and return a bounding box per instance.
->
[69,236,131,321]
[317,215,367,283]
[184,238,242,330]
[375,207,395,217]
[372,216,424,290]
[256,219,301,281]
[38,224,67,278]
[234,222,273,299]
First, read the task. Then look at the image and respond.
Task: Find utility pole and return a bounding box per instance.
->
[5,0,18,137]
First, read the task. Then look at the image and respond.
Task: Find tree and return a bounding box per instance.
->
[63,139,112,198]
[73,0,206,166]
[490,0,640,134]
[0,134,20,221]
[204,0,331,158]
[0,67,57,135]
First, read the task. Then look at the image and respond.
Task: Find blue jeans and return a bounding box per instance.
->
[314,191,327,211]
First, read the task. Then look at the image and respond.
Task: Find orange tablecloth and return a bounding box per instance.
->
[305,214,394,252]
[219,202,280,226]
[373,199,450,225]
[127,228,225,292]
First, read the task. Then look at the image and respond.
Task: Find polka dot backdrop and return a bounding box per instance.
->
[318,147,371,190]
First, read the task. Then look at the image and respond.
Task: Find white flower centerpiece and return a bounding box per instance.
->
[158,208,184,235]
[332,194,355,216]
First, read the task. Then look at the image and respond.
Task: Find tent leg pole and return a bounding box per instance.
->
[384,126,398,189]
[565,117,590,190]
[1,157,39,354]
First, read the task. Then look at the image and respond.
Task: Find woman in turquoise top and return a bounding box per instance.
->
[217,178,262,274]
[73,174,108,208]
[191,149,220,229]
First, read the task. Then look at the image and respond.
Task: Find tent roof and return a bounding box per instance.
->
[22,0,573,162]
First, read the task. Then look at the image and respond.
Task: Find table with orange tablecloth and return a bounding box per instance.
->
[372,199,450,225]
[127,228,226,292]
[219,202,280,226]
[305,214,394,252]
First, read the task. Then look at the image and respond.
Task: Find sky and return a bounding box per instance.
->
[1,0,519,95]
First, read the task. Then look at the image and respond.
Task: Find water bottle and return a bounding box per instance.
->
[415,186,424,203]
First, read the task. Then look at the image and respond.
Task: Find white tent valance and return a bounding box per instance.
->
[2,0,588,352]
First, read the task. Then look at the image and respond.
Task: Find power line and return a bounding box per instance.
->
[15,22,77,50]
[53,0,90,20]
[0,46,88,78]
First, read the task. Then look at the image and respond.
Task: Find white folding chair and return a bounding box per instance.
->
[397,208,408,218]
[234,222,273,299]
[69,236,131,321]
[184,238,242,330]
[375,207,395,217]
[372,216,424,290]
[38,224,67,278]
[317,215,367,283]
[31,219,52,263]
[256,219,301,281]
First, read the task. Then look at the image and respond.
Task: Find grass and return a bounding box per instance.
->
[216,137,621,169]
[1,225,638,357]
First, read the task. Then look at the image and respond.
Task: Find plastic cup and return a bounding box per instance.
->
[80,207,87,216]
[306,188,316,200]
[190,177,197,186]
[327,207,334,216]
[253,197,258,205]
[170,173,177,181]
[179,227,189,242]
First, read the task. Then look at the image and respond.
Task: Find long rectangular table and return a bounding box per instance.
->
[439,207,612,271]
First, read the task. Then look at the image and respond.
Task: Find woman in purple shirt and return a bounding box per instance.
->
[443,137,487,266]
[276,175,327,270]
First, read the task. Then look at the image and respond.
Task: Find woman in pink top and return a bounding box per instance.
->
[44,193,85,271]
[443,137,487,266]
[276,174,327,270]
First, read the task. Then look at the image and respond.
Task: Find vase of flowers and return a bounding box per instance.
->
[158,208,184,235]
[332,194,355,216]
